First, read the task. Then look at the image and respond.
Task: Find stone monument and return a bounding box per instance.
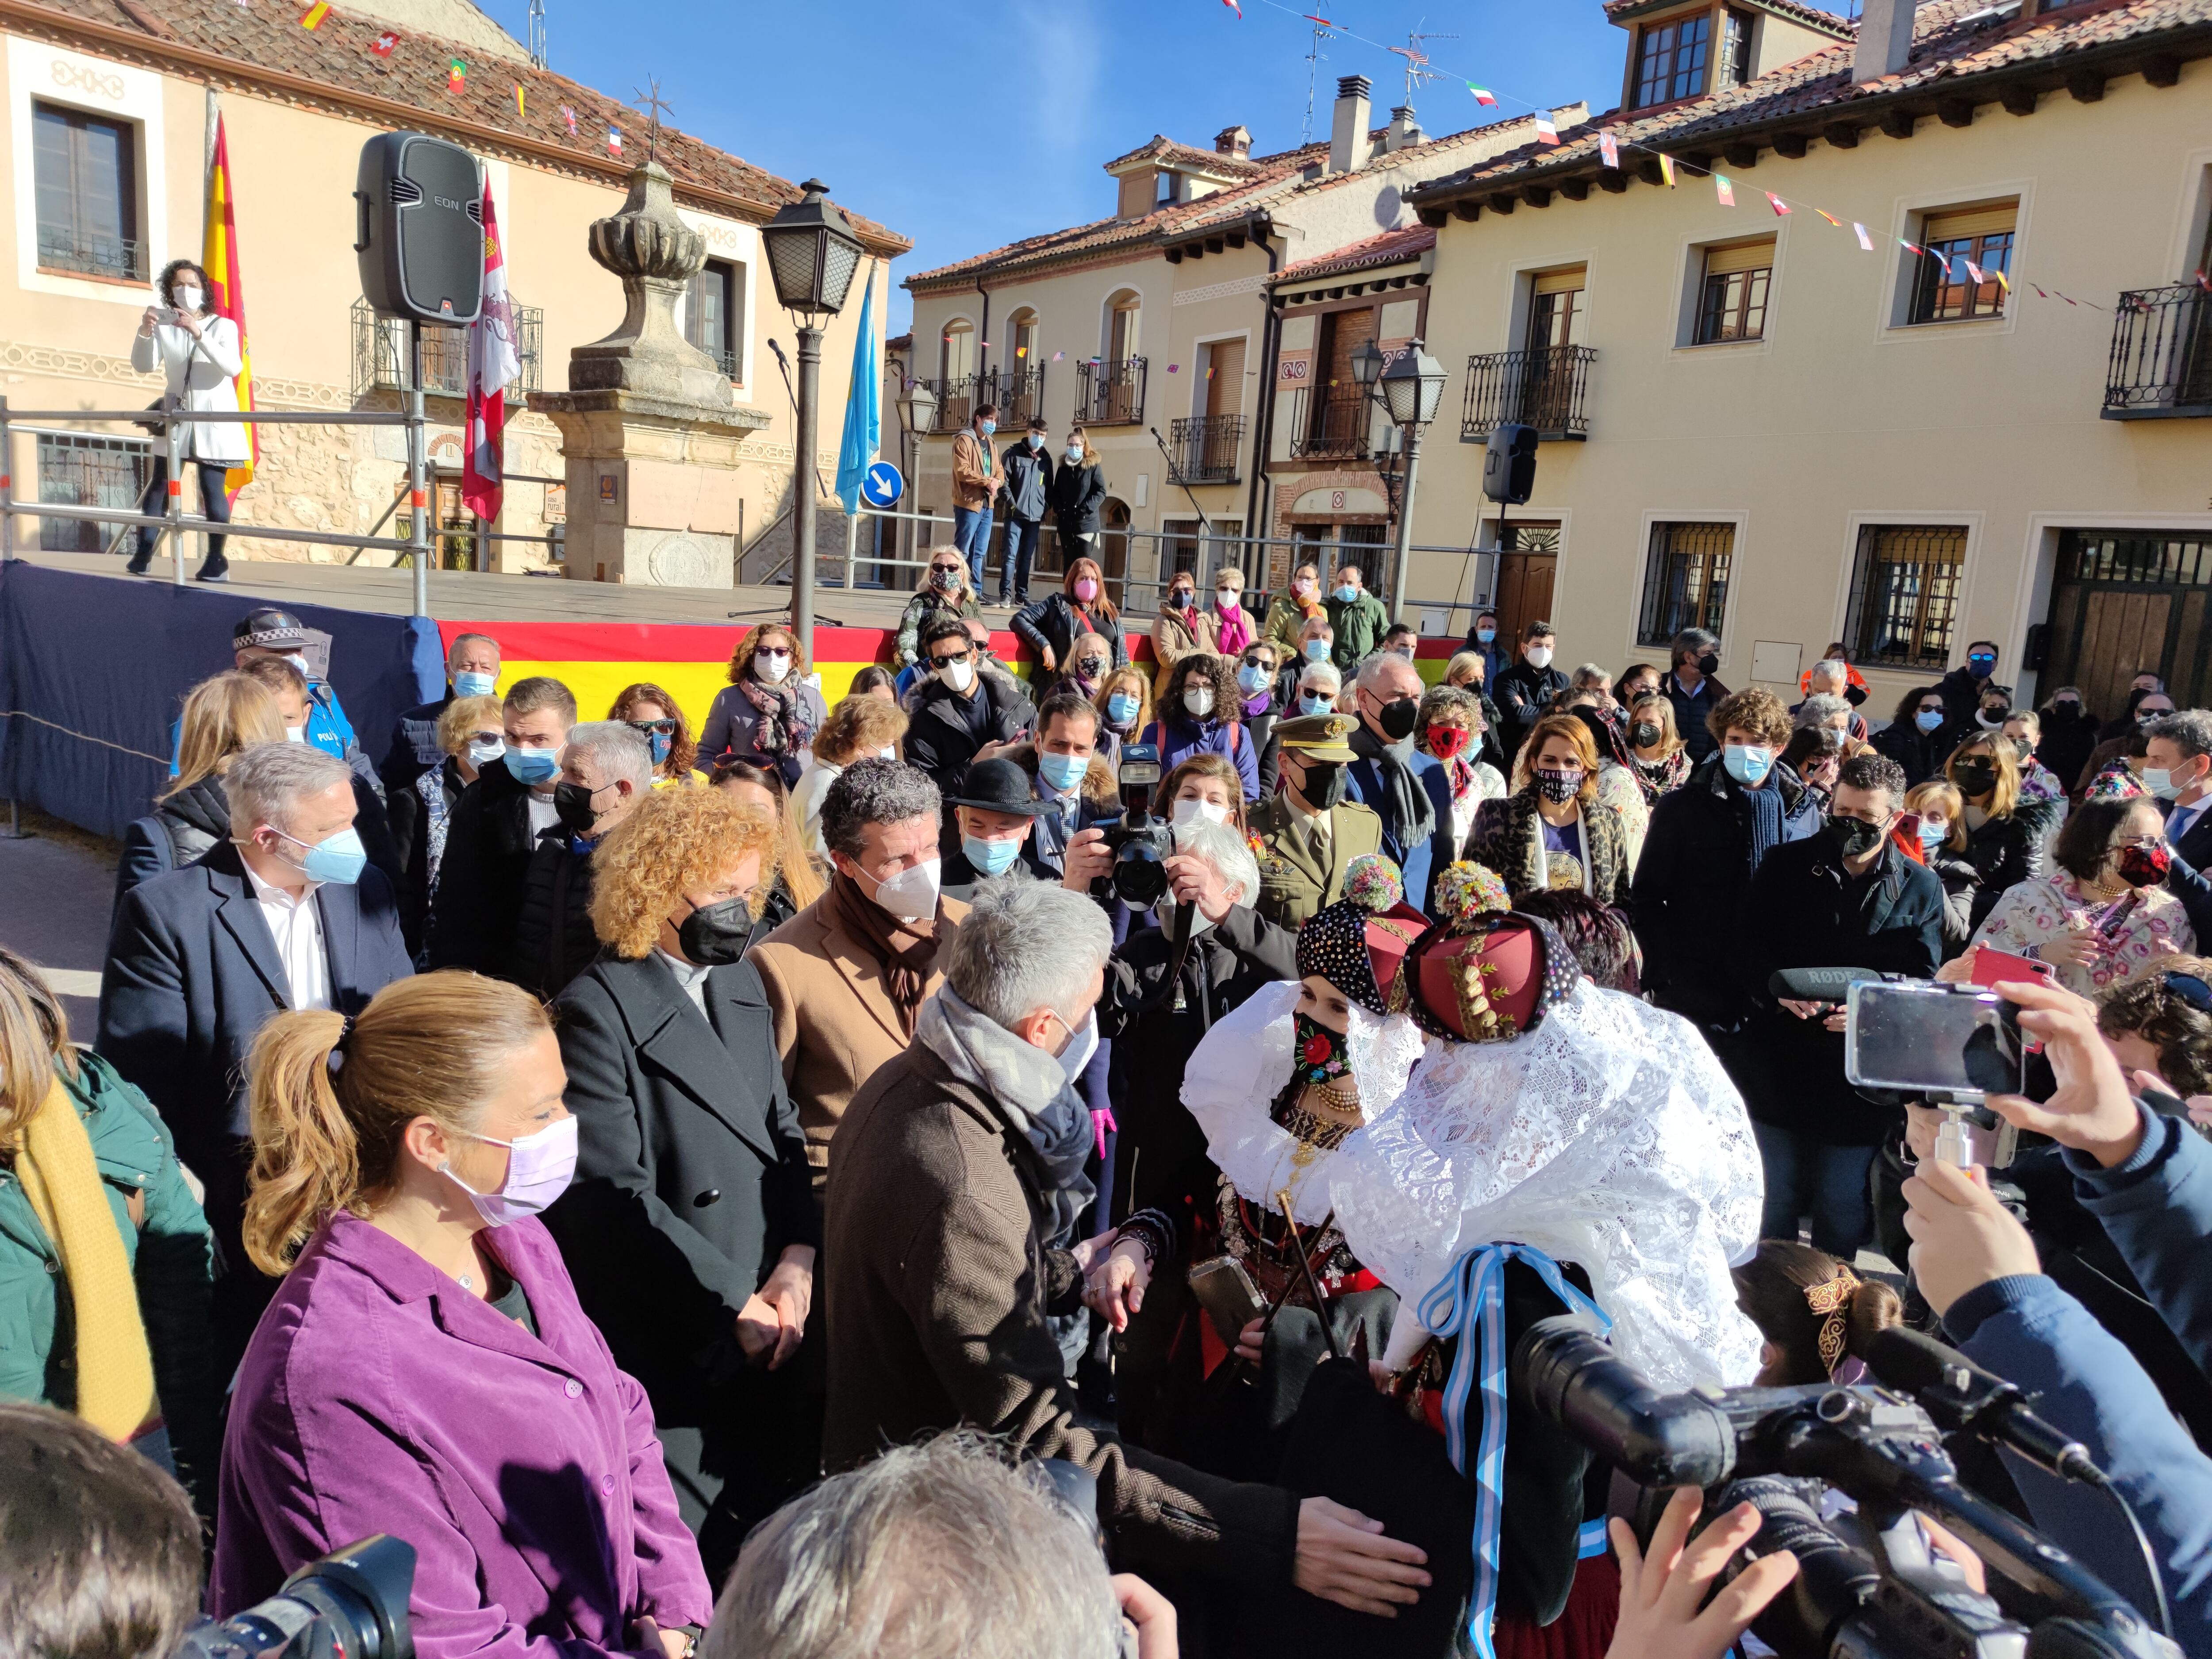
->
[528,156,771,586]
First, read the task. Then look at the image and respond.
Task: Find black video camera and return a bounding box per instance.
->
[1096,741,1174,909]
[177,1536,415,1659]
[1514,1317,2177,1659]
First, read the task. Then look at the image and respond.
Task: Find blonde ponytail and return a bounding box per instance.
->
[242,972,552,1275]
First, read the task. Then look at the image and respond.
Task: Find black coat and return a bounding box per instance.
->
[381,689,453,798]
[1629,754,1822,1028]
[1736,836,1944,1145]
[426,756,537,974]
[1659,670,1731,765]
[1962,797,2062,931]
[1494,661,1568,759]
[1869,718,1955,789]
[387,757,463,956]
[2036,707,2103,800]
[903,672,1035,809]
[1048,461,1108,534]
[511,830,602,998]
[1011,591,1126,670]
[114,778,230,926]
[1936,665,1993,726]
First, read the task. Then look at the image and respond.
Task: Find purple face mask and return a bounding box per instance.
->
[441,1116,579,1226]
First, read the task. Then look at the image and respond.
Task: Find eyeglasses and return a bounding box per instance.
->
[929,562,962,575]
[931,649,975,667]
[2163,972,2212,1013]
[626,718,678,737]
[467,730,503,746]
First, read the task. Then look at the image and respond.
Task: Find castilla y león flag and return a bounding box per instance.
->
[203,112,255,497]
[463,177,520,523]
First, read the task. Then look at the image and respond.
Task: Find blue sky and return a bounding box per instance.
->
[476,0,1635,332]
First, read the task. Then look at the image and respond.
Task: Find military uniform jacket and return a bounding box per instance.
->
[1248,795,1384,932]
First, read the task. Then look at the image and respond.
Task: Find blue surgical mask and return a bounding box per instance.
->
[507,745,560,784]
[2145,768,2186,801]
[1914,709,1945,733]
[274,825,367,885]
[1476,626,1496,644]
[1723,743,1774,787]
[1333,584,1358,604]
[962,833,1023,876]
[644,730,674,767]
[1298,693,1334,717]
[1917,817,1949,844]
[979,419,997,437]
[453,670,497,698]
[1064,445,1083,464]
[1237,664,1269,695]
[1037,749,1088,792]
[1106,692,1140,726]
[1028,433,1045,449]
[1303,639,1329,663]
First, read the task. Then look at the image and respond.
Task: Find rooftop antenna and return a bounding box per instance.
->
[632,77,672,165]
[1388,20,1457,108]
[526,0,546,69]
[1300,13,1337,146]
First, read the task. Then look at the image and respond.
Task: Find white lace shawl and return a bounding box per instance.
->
[1181,980,1427,1229]
[1328,982,1767,1390]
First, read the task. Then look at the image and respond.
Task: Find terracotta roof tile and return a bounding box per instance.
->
[1276,224,1436,283]
[1102,133,1270,179]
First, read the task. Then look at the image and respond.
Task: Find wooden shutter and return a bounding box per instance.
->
[1924,204,2016,241]
[1320,307,1377,391]
[1205,336,1246,416]
[1532,265,1587,296]
[1703,238,1774,277]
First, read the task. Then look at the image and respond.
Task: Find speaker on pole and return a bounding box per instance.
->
[354,132,484,324]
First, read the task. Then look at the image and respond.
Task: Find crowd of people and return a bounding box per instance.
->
[7,567,2212,1659]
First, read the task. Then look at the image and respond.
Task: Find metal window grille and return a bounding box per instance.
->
[1077,357,1147,426]
[1637,522,1735,645]
[350,299,544,400]
[1167,415,1245,485]
[2058,528,2212,587]
[990,367,1044,429]
[36,430,153,552]
[1843,525,1968,669]
[1460,346,1595,440]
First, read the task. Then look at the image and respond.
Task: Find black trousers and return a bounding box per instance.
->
[134,457,232,567]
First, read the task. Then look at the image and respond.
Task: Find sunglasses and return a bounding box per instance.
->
[930,562,962,574]
[931,648,975,666]
[626,718,679,737]
[2164,972,2212,1014]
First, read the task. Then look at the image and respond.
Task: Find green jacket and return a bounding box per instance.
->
[1324,589,1389,671]
[0,1051,216,1509]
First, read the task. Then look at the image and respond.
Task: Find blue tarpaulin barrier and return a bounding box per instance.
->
[0,561,443,841]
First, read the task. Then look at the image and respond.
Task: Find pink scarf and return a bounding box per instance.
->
[1214,599,1253,657]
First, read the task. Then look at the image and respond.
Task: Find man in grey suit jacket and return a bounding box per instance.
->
[99,742,411,1368]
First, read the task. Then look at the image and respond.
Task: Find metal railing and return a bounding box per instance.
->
[989,367,1044,429]
[1286,387,1375,460]
[918,374,978,433]
[1167,415,1245,485]
[350,299,545,401]
[1077,357,1147,426]
[1460,345,1596,442]
[36,228,147,281]
[2103,284,2212,419]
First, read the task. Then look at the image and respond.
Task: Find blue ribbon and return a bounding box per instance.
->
[1414,1243,1613,1659]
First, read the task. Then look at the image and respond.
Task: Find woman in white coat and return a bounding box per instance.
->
[129,259,248,582]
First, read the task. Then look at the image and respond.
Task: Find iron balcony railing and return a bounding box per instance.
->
[1077,356,1147,426]
[919,374,978,432]
[350,299,544,401]
[989,367,1044,430]
[2103,284,2212,419]
[36,228,148,281]
[1460,345,1596,442]
[1167,414,1246,485]
[1286,387,1374,460]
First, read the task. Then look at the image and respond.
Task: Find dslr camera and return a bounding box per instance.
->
[1095,741,1174,908]
[177,1536,414,1659]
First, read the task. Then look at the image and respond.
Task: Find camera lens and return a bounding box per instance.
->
[1111,840,1169,908]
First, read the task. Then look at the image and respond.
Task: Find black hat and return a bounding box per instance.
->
[943,758,1049,817]
[234,608,308,651]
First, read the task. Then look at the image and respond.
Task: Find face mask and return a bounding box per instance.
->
[2051,699,2079,715]
[755,650,791,685]
[1918,817,1950,845]
[1106,692,1141,727]
[864,856,942,923]
[1534,765,1583,804]
[641,729,674,767]
[1293,1011,1349,1083]
[1375,696,1420,742]
[1293,578,1316,598]
[1296,757,1346,808]
[453,670,497,699]
[1028,433,1045,449]
[1217,588,1241,610]
[1629,721,1663,749]
[1052,1010,1099,1082]
[1696,652,1721,677]
[979,419,997,436]
[283,652,313,681]
[2146,766,2199,801]
[508,745,560,784]
[1170,589,1194,611]
[442,1115,579,1227]
[1038,749,1088,792]
[1525,645,1555,670]
[676,895,756,965]
[2118,843,2173,889]
[1171,797,1231,827]
[1064,445,1084,465]
[1074,577,1099,602]
[1237,664,1269,695]
[1303,639,1330,663]
[1843,684,1868,707]
[1390,645,1417,661]
[940,657,976,692]
[1723,744,1774,787]
[466,737,506,768]
[1074,657,1109,683]
[2009,737,2034,763]
[1826,816,1887,860]
[1183,686,1216,718]
[554,780,611,836]
[1952,761,1997,797]
[1333,584,1359,604]
[1427,726,1471,759]
[962,833,1025,877]
[271,825,367,884]
[1968,653,1997,678]
[2140,709,2172,727]
[175,286,204,312]
[879,745,900,762]
[284,725,307,744]
[1977,707,2008,728]
[1476,626,1496,644]
[1914,710,1945,733]
[932,566,961,592]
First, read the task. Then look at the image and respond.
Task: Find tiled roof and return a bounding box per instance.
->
[4,0,910,252]
[1275,225,1436,283]
[1409,0,2212,207]
[1603,0,1855,38]
[1102,133,1269,180]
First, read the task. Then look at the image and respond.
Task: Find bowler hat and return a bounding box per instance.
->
[943,757,1049,817]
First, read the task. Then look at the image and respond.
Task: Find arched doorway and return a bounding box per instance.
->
[1099,497,1132,595]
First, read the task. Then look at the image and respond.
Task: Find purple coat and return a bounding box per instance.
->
[211,1212,710,1658]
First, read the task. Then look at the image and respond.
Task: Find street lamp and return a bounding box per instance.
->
[894,380,939,569]
[760,177,865,661]
[1379,339,1448,620]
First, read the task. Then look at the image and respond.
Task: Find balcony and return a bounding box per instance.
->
[918,374,978,432]
[1077,356,1147,426]
[1167,415,1245,486]
[1286,387,1374,460]
[989,367,1044,430]
[350,299,544,401]
[2103,284,2212,419]
[1460,345,1595,442]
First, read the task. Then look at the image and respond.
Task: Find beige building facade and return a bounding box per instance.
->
[0,0,904,582]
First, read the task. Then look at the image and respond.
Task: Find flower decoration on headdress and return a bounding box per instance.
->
[1341,852,1404,914]
[1432,861,1511,935]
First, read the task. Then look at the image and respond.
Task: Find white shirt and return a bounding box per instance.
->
[242,859,330,1011]
[657,948,714,1014]
[526,792,561,839]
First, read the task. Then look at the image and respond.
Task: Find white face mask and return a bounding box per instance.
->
[1183,686,1216,718]
[466,737,506,768]
[879,745,900,761]
[1171,797,1231,827]
[1052,1010,1101,1081]
[863,856,942,923]
[755,649,791,684]
[284,725,307,744]
[1525,645,1555,670]
[941,657,976,692]
[1152,897,1218,939]
[439,1115,579,1228]
[174,286,204,313]
[283,651,312,680]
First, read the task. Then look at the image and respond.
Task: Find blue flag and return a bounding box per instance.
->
[834,270,879,517]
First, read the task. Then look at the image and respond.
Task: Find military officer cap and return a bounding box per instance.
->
[1273,710,1358,762]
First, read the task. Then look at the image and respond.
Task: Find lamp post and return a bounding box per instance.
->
[1379,339,1448,620]
[895,379,939,574]
[759,178,865,661]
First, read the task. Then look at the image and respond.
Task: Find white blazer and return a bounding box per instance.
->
[130,316,250,465]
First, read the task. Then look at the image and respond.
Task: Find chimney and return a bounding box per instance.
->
[1215,123,1252,159]
[1853,0,1917,83]
[1385,105,1424,152]
[1329,74,1372,175]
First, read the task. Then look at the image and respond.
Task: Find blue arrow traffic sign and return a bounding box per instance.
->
[860,461,904,509]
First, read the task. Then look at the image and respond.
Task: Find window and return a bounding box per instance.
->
[1910,204,2015,323]
[1638,521,1734,645]
[37,431,150,552]
[1107,294,1141,363]
[1527,268,1586,350]
[1843,526,1967,670]
[33,102,142,280]
[1720,8,1754,88]
[1010,311,1040,369]
[941,318,976,382]
[1634,13,1712,107]
[684,258,741,380]
[1696,240,1773,343]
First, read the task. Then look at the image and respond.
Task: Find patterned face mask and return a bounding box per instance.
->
[1293,1012,1348,1084]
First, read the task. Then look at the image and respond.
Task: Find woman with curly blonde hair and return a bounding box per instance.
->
[555,787,818,1576]
[608,680,703,786]
[698,622,827,787]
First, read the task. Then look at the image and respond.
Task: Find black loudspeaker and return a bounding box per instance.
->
[354,132,483,324]
[1483,423,1540,506]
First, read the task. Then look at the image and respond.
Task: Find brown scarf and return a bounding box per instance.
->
[830,871,941,1037]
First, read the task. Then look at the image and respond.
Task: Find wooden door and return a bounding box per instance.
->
[1205,336,1245,418]
[1491,522,1562,647]
[2038,528,2212,717]
[1317,307,1377,403]
[434,475,479,571]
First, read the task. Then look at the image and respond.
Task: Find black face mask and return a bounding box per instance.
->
[553,780,607,836]
[1952,761,1997,797]
[1375,696,1421,742]
[1843,684,1868,707]
[676,895,757,966]
[1297,758,1347,809]
[2050,699,2080,716]
[1629,722,1663,749]
[1696,652,1721,677]
[1825,816,1886,860]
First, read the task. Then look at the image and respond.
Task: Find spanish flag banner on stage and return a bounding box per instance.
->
[202,112,256,499]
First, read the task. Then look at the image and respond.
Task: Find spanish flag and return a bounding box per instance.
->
[300,0,330,26]
[202,112,255,498]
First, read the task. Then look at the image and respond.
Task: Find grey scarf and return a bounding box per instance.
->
[1348,723,1437,847]
[915,987,1094,1243]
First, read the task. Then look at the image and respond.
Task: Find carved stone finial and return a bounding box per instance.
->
[566,159,726,405]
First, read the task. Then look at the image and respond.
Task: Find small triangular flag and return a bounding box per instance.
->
[299,0,330,27]
[1598,131,1620,168]
[1963,259,1985,285]
[1656,154,1676,187]
[1854,222,1873,251]
[1167,363,1180,373]
[446,57,466,92]
[1469,84,1498,106]
[1765,192,1790,216]
[1222,0,1242,13]
[369,29,398,54]
[1533,116,1559,146]
[1715,173,1735,206]
[1052,351,1065,361]
[514,84,525,119]
[1993,271,2011,294]
[608,124,623,155]
[1816,209,1840,227]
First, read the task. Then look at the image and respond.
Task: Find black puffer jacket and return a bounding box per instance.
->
[1924,849,1982,957]
[509,828,601,999]
[1962,797,2063,930]
[114,777,232,923]
[427,757,537,974]
[1870,719,1954,789]
[2036,705,2102,800]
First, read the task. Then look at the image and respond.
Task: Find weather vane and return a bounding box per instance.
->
[631,78,672,164]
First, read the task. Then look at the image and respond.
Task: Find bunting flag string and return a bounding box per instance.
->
[608,124,624,156]
[446,57,466,93]
[298,1,330,27]
[1656,154,1676,187]
[1533,115,1559,146]
[1469,84,1499,107]
[1714,173,1734,207]
[1598,131,1619,168]
[1765,192,1791,217]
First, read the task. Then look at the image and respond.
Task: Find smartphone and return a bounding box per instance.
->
[1970,947,2056,991]
[1186,1256,1266,1344]
[1846,980,2025,1098]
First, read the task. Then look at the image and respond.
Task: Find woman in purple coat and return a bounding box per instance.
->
[1139,652,1259,802]
[211,972,712,1659]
